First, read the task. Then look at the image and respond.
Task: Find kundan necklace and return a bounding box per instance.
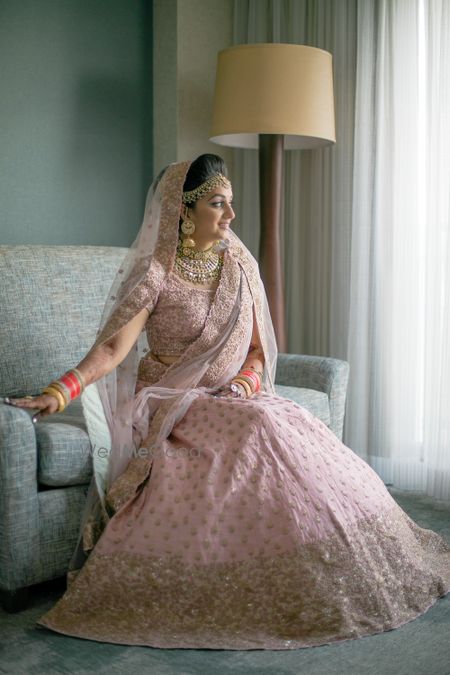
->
[174,237,224,284]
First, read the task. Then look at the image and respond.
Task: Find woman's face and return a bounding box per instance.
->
[182,184,235,249]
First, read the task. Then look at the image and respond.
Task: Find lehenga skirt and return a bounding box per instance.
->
[37,391,450,650]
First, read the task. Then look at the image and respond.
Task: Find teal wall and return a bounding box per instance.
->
[0,0,153,246]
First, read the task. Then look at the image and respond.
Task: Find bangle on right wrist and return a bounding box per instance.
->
[231,377,252,398]
[42,386,68,412]
[41,368,85,413]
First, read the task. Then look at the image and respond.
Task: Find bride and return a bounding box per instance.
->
[8,154,450,650]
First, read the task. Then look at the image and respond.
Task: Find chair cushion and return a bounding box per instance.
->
[275,385,331,427]
[36,399,93,487]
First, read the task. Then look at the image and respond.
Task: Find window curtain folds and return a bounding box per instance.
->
[232,0,450,500]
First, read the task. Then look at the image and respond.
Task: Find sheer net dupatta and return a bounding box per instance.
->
[227,229,278,395]
[68,162,189,576]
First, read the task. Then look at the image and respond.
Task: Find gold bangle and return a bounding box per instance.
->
[231,380,251,398]
[49,380,71,404]
[43,386,67,413]
[43,386,67,411]
[232,378,252,398]
[43,385,66,402]
[235,374,256,392]
[235,374,257,393]
[238,380,253,398]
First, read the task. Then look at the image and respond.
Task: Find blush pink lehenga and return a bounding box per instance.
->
[37,265,450,650]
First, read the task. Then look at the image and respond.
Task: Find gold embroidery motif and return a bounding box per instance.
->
[38,504,450,649]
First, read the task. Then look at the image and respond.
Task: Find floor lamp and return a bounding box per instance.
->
[210,43,336,352]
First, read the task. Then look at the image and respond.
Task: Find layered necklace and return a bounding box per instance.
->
[174,237,224,284]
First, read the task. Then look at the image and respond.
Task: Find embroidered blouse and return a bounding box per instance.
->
[145,271,216,356]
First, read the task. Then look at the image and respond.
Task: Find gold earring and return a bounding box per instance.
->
[181,219,196,248]
[181,219,195,235]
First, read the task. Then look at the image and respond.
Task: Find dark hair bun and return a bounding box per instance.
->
[183,154,228,195]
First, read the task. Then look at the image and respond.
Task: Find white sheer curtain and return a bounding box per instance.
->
[232,0,450,501]
[348,0,450,500]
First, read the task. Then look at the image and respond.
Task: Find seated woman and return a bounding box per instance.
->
[8,154,450,650]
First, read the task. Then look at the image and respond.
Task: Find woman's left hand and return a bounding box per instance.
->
[212,382,248,399]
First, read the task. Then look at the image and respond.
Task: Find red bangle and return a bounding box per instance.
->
[241,369,260,378]
[240,370,261,392]
[59,371,81,399]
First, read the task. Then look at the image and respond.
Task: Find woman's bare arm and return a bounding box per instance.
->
[215,306,265,398]
[7,307,150,417]
[76,307,150,387]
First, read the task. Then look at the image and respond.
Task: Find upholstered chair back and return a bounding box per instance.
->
[0,246,127,397]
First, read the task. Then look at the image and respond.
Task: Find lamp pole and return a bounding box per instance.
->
[259,134,287,352]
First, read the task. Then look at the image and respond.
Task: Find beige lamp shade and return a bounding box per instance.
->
[210,43,336,150]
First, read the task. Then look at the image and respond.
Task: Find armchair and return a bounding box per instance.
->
[0,245,349,611]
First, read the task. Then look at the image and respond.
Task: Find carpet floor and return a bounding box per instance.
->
[0,487,449,675]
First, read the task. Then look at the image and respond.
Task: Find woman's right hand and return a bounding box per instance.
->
[4,394,60,422]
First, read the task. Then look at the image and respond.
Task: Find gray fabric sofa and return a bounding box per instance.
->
[0,245,349,611]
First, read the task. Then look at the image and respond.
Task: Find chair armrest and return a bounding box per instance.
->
[275,353,350,440]
[0,403,39,591]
